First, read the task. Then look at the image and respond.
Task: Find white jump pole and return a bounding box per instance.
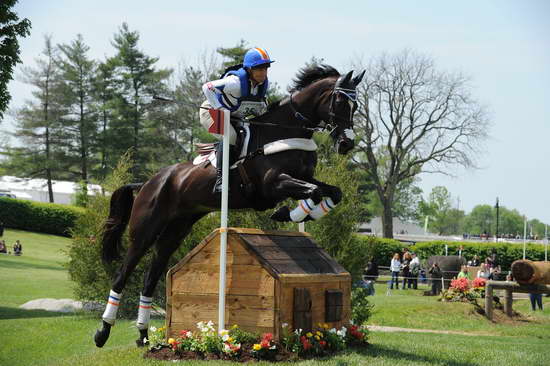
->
[298,222,305,233]
[218,109,230,332]
[523,218,527,260]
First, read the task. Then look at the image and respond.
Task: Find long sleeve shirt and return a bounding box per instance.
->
[390,259,401,272]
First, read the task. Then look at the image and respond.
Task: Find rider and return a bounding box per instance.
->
[200,47,274,193]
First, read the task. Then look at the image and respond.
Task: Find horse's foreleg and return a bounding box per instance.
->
[268,174,323,222]
[134,215,202,347]
[304,178,343,220]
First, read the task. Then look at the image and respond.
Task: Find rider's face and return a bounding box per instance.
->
[249,66,269,85]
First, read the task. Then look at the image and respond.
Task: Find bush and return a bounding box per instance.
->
[0,197,83,236]
[350,287,373,326]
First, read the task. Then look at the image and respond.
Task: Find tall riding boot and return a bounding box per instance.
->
[213,142,238,194]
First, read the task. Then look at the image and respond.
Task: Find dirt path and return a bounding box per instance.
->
[367,325,490,336]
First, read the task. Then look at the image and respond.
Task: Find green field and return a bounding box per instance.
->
[1,229,549,366]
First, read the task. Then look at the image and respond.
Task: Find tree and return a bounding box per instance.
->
[216,39,248,70]
[56,34,97,183]
[418,186,464,235]
[3,35,63,202]
[353,49,490,238]
[364,175,422,223]
[107,23,172,179]
[463,204,494,236]
[0,0,31,120]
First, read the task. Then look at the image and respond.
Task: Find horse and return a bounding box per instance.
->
[94,64,365,348]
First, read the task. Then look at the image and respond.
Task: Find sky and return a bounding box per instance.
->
[5,0,550,224]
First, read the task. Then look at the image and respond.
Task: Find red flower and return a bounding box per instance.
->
[262,333,273,342]
[300,336,306,342]
[320,340,327,347]
[260,339,270,348]
[302,339,312,350]
[473,277,487,288]
[179,330,189,338]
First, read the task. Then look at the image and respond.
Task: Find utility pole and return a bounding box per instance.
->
[494,197,500,242]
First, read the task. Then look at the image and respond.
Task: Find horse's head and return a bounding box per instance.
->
[324,70,365,154]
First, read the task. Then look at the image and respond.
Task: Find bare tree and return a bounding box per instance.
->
[353,50,490,238]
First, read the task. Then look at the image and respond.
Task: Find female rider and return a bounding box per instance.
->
[200,47,274,193]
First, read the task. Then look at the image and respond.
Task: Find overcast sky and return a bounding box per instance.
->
[6,0,550,224]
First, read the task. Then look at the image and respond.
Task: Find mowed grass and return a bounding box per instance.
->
[0,228,549,366]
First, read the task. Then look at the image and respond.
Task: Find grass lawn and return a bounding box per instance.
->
[1,228,549,366]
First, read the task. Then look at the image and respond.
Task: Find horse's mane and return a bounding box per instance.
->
[288,64,340,93]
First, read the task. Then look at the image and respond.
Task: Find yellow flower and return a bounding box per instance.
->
[322,323,329,329]
[232,324,239,329]
[168,338,176,345]
[315,335,320,340]
[316,331,323,337]
[227,337,233,342]
[253,344,262,351]
[306,332,313,338]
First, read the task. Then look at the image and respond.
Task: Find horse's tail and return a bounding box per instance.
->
[101,183,143,266]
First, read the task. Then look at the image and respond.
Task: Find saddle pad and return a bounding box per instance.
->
[263,138,317,155]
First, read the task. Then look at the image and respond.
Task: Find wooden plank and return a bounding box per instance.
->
[274,280,281,341]
[167,229,220,274]
[279,274,351,284]
[504,289,513,317]
[230,227,311,237]
[485,285,494,320]
[240,234,318,248]
[172,293,274,310]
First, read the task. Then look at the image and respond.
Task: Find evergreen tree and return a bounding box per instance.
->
[108,23,172,179]
[56,34,97,183]
[0,0,31,120]
[3,35,63,202]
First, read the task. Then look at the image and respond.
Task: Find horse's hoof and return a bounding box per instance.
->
[136,328,149,348]
[271,206,291,222]
[303,215,314,222]
[94,321,112,348]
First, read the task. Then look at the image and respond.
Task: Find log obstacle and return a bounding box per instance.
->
[511,260,550,285]
[484,280,550,320]
[165,228,351,339]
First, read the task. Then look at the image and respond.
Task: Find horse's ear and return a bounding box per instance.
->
[352,70,365,87]
[336,71,353,88]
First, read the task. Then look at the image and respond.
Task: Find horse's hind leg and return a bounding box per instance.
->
[95,216,166,348]
[135,214,204,347]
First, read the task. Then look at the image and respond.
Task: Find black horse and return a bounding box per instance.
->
[94,65,364,347]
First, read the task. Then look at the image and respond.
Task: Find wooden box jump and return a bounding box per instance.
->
[165,228,351,339]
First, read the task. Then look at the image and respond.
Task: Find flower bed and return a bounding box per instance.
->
[144,321,368,362]
[441,277,486,304]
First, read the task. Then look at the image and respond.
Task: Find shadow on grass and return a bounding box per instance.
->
[353,344,478,366]
[0,258,65,271]
[0,306,73,320]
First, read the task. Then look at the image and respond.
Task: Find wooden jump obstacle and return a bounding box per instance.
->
[165,228,351,339]
[484,280,550,320]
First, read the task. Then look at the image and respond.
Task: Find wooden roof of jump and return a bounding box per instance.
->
[169,227,349,280]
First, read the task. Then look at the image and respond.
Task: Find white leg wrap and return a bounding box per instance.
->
[102,290,122,325]
[136,294,153,330]
[309,198,335,220]
[289,199,315,222]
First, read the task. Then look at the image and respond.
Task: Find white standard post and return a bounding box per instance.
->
[523,217,527,260]
[545,225,548,262]
[218,109,230,332]
[445,244,448,256]
[298,222,305,233]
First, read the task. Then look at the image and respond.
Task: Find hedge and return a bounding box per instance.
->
[339,234,547,281]
[0,197,84,237]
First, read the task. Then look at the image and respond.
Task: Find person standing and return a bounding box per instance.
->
[429,262,443,295]
[410,252,420,289]
[401,252,412,289]
[529,293,543,311]
[363,257,379,296]
[390,253,401,290]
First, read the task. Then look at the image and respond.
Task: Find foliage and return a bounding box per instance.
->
[0,0,31,120]
[419,186,465,235]
[441,277,484,304]
[0,196,83,236]
[350,287,374,326]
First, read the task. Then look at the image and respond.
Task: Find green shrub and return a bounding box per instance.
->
[350,287,373,326]
[0,197,83,236]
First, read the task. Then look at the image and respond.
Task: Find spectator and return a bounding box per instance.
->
[477,263,491,280]
[410,252,420,289]
[529,293,543,311]
[362,257,379,296]
[390,253,401,290]
[0,240,6,254]
[457,265,470,280]
[429,262,443,295]
[13,240,22,256]
[0,221,4,237]
[469,255,480,267]
[402,252,412,289]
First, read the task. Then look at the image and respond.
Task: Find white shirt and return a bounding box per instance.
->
[202,75,266,118]
[390,259,401,272]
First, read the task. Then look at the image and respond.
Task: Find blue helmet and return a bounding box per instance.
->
[243,47,275,69]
